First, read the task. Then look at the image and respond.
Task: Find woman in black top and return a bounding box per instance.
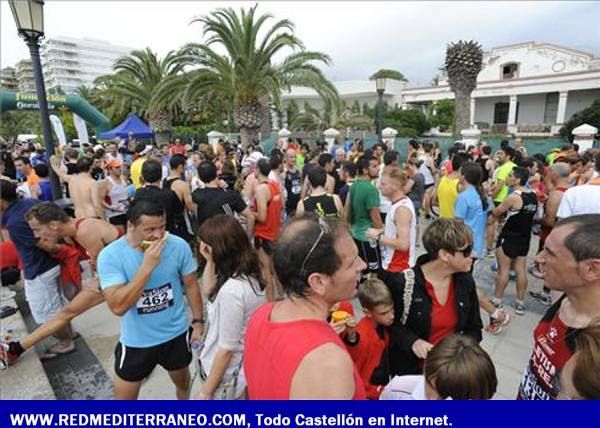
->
[381,218,482,376]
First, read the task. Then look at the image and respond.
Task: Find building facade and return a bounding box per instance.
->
[402,42,600,135]
[0,67,18,91]
[40,36,135,94]
[280,42,600,136]
[15,60,36,94]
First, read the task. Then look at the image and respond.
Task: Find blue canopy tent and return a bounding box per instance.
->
[98,113,154,140]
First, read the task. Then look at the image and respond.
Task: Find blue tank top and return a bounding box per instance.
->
[39,181,53,201]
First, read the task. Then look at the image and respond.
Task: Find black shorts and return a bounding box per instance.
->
[254,236,274,255]
[497,235,531,259]
[109,214,127,226]
[354,238,381,274]
[424,183,434,191]
[114,328,192,382]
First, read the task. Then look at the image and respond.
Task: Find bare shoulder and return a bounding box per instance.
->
[290,342,356,399]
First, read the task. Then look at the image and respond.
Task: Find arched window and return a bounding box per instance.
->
[501,63,519,79]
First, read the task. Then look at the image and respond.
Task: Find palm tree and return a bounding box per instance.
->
[369,69,407,83]
[445,40,483,136]
[291,99,374,133]
[97,48,186,144]
[169,5,338,148]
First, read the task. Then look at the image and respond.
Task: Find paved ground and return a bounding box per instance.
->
[1,233,550,400]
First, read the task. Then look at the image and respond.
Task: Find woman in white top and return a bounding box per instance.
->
[196,214,267,400]
[99,159,129,229]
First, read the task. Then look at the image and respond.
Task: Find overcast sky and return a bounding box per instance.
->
[2,1,599,86]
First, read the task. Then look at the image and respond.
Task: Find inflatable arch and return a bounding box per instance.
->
[0,91,111,136]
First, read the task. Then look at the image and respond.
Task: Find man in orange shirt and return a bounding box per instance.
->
[15,156,39,187]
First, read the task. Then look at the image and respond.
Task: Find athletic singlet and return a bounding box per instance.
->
[437,176,459,218]
[540,186,568,242]
[302,193,339,218]
[501,190,537,238]
[418,156,435,185]
[104,176,129,219]
[475,157,491,183]
[381,197,416,272]
[254,180,283,242]
[244,302,366,399]
[163,177,192,240]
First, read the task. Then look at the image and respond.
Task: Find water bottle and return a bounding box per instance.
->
[190,340,203,353]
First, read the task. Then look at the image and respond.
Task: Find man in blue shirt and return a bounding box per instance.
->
[97,199,204,399]
[0,180,74,355]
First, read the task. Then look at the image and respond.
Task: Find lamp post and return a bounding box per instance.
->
[9,0,61,200]
[375,76,386,143]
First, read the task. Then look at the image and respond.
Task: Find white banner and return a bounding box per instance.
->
[73,113,89,145]
[49,115,67,147]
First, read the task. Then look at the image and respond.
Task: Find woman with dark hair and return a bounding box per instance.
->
[196,214,266,400]
[385,218,483,376]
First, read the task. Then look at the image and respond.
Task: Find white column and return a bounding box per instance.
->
[282,110,288,128]
[270,108,280,131]
[556,91,568,124]
[508,95,518,125]
[470,98,476,126]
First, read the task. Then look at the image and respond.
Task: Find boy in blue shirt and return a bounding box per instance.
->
[97,199,204,399]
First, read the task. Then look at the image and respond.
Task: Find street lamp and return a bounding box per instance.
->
[9,0,61,200]
[375,76,387,142]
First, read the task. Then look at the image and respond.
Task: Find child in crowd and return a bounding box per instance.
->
[344,279,394,399]
[380,334,497,400]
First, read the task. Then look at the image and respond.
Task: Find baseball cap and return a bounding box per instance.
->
[106,159,122,168]
[241,151,265,168]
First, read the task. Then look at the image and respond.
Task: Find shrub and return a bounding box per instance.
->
[560,100,600,141]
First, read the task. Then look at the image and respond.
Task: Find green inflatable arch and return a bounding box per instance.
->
[0,91,111,136]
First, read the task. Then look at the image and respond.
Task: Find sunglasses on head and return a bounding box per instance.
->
[453,244,473,257]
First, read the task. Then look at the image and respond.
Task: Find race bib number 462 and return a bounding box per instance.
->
[136,283,174,314]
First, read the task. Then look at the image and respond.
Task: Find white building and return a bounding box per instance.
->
[402,42,600,135]
[40,36,135,94]
[15,59,35,93]
[280,42,600,136]
[0,67,18,91]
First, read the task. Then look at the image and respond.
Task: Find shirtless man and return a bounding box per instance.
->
[1,202,121,364]
[51,155,103,219]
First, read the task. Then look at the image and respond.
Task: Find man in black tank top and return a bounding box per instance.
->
[490,167,538,315]
[296,166,343,218]
[162,154,194,242]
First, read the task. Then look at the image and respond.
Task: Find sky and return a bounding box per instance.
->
[2,1,599,86]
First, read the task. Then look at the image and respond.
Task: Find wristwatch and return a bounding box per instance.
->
[191,317,206,325]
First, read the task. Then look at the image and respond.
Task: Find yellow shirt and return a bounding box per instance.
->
[437,176,459,218]
[130,157,146,190]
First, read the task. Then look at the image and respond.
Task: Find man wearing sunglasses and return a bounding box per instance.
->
[244,215,367,399]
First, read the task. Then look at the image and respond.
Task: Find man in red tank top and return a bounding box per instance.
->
[252,158,283,301]
[244,216,367,399]
[2,202,121,364]
[519,214,600,399]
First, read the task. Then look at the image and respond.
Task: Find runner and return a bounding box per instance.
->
[97,199,204,399]
[2,202,122,363]
[491,167,538,315]
[244,216,366,399]
[518,214,600,400]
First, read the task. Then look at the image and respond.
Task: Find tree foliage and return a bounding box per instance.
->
[560,100,600,142]
[370,69,407,82]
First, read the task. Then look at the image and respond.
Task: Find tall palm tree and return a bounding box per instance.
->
[98,48,186,144]
[445,40,483,136]
[166,5,338,147]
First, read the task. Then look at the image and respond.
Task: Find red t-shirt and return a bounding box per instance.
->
[244,302,366,399]
[169,145,187,156]
[518,310,574,400]
[345,318,389,399]
[425,278,458,345]
[0,240,22,270]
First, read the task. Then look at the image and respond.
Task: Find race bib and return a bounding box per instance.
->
[291,183,302,194]
[136,283,174,314]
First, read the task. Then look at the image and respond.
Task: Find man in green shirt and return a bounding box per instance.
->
[486,146,516,255]
[343,155,383,276]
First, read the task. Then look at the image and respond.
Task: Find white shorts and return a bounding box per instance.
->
[24,265,66,324]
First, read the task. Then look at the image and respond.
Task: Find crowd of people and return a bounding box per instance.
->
[1,133,600,400]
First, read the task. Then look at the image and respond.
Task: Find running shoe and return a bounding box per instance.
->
[529,290,552,306]
[513,300,526,315]
[486,311,512,335]
[490,297,503,309]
